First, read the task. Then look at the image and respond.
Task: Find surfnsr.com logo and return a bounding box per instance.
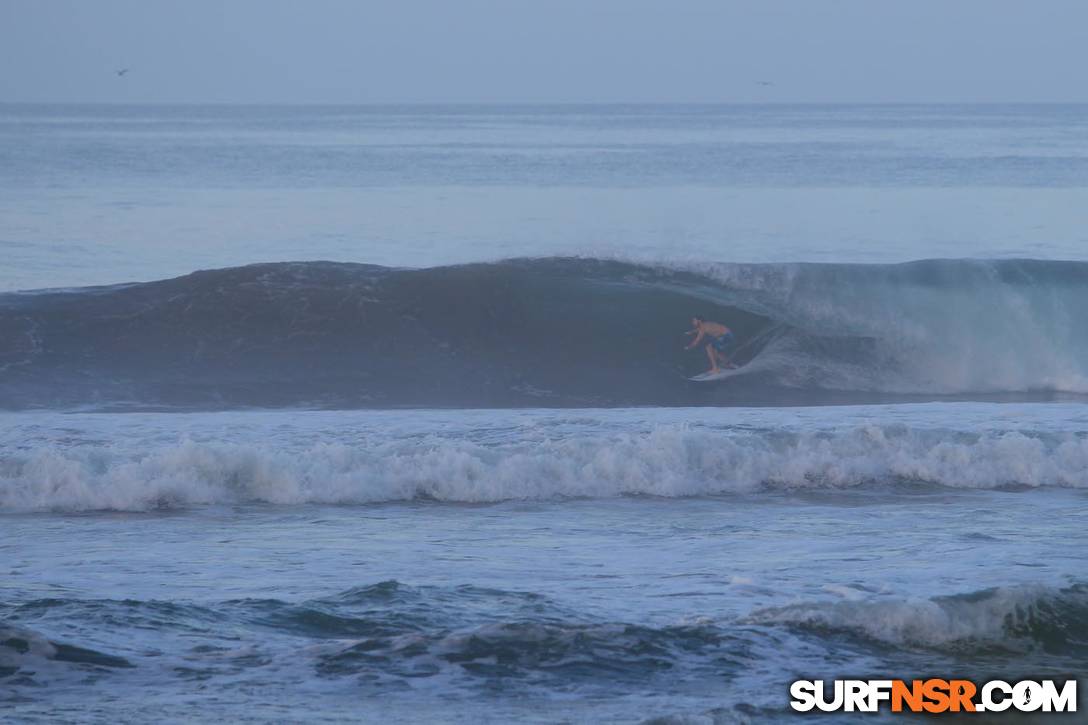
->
[790,679,1077,714]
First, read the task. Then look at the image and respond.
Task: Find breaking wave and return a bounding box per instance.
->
[6,581,1086,690]
[0,624,133,676]
[747,583,1088,656]
[1,257,1086,409]
[3,424,1086,512]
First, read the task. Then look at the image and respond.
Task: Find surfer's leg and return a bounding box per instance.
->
[705,344,720,373]
[714,335,737,369]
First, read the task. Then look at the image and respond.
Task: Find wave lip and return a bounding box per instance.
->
[2,257,1087,409]
[3,424,1087,512]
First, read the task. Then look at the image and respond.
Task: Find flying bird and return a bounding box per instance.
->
[756,80,774,86]
[116,68,129,77]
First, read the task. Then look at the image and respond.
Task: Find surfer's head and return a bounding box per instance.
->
[691,316,704,327]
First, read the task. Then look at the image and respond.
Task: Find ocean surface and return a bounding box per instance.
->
[2,105,1087,723]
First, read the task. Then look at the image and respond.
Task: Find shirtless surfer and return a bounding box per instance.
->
[685,317,737,374]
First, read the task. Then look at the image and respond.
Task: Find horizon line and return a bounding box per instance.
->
[3,100,1088,107]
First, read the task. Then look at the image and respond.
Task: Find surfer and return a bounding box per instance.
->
[685,317,737,374]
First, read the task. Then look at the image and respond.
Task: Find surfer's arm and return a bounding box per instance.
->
[685,330,705,349]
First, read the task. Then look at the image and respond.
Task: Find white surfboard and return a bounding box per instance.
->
[688,366,745,382]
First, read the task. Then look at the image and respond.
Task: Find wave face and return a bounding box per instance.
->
[1,257,1086,409]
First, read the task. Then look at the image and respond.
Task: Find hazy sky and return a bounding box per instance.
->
[3,0,1087,104]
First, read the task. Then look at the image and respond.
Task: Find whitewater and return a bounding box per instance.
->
[3,406,1088,512]
[2,104,1087,723]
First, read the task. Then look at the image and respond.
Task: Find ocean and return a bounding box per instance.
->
[2,104,1086,723]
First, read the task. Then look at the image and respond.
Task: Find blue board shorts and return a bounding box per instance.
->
[711,331,735,352]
